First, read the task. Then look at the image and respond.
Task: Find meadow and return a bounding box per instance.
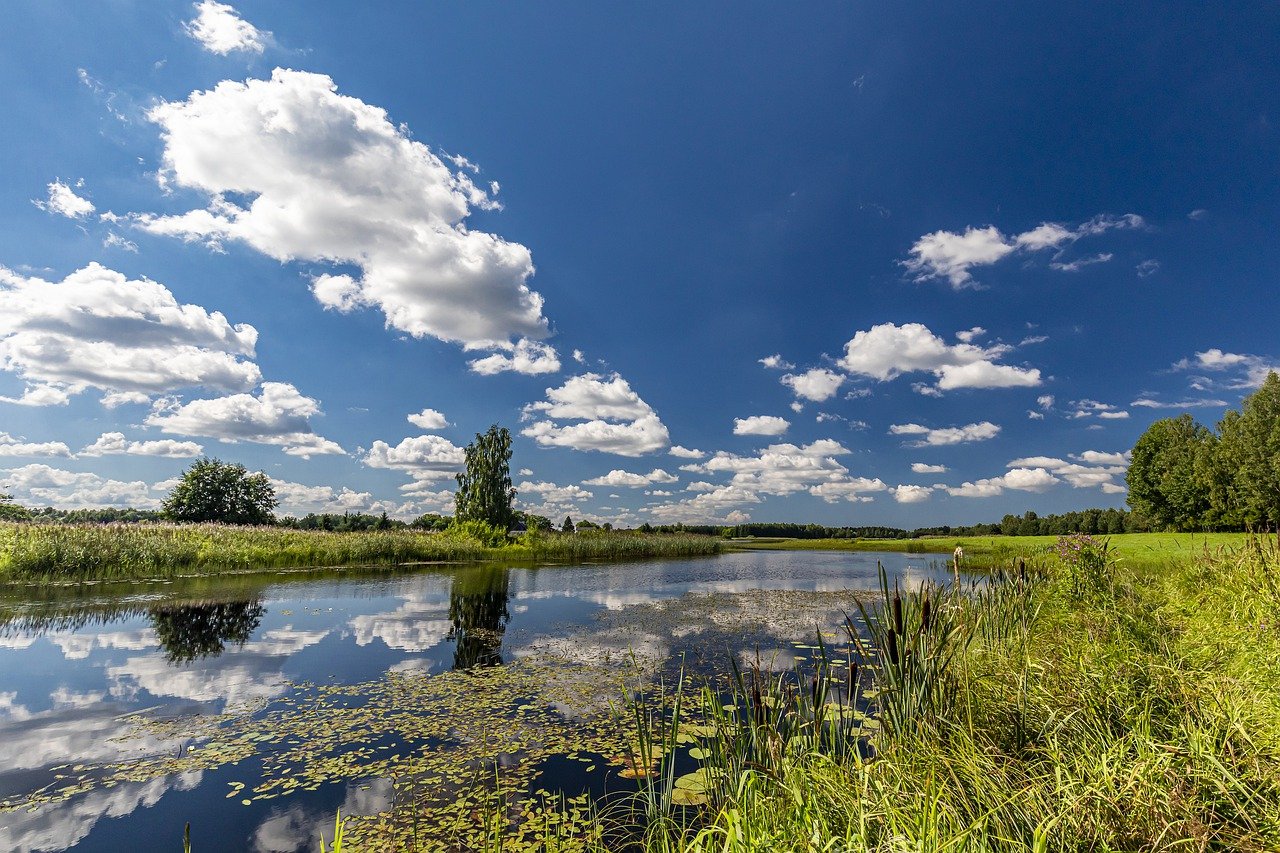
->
[0,522,722,582]
[732,531,1253,571]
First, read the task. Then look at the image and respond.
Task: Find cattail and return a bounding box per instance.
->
[752,683,763,727]
[892,592,904,637]
[848,660,859,695]
[921,597,932,632]
[886,628,899,667]
[811,674,820,708]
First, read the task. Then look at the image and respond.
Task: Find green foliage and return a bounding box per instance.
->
[1052,532,1113,599]
[163,457,277,525]
[448,518,509,547]
[410,513,452,531]
[454,425,517,530]
[279,511,407,531]
[1127,413,1213,530]
[0,492,31,522]
[1124,372,1280,530]
[1219,372,1280,527]
[562,515,575,533]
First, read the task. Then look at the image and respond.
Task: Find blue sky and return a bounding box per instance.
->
[1,0,1277,527]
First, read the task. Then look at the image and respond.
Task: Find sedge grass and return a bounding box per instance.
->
[599,536,1280,852]
[0,522,721,582]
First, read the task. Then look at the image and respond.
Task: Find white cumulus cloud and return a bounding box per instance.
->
[521,373,669,456]
[733,416,790,436]
[0,263,261,407]
[184,1,268,55]
[582,468,678,487]
[780,368,845,402]
[406,408,449,430]
[467,338,560,376]
[145,382,343,458]
[889,421,1001,447]
[135,68,549,351]
[837,323,1039,392]
[80,432,203,458]
[33,180,95,219]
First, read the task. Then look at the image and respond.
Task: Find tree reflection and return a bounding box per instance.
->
[148,600,265,663]
[448,567,510,670]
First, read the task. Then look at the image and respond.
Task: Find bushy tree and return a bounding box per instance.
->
[454,425,517,530]
[1219,371,1280,527]
[163,458,277,525]
[0,491,31,521]
[1126,414,1212,530]
[562,516,575,533]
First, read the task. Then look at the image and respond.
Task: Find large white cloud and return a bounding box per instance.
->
[135,69,549,349]
[145,382,343,458]
[361,434,465,480]
[837,323,1040,392]
[522,373,669,456]
[889,421,1001,447]
[0,264,261,406]
[733,415,790,436]
[184,1,267,54]
[903,214,1144,288]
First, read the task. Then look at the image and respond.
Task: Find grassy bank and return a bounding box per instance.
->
[603,536,1280,851]
[732,531,1252,571]
[0,522,721,582]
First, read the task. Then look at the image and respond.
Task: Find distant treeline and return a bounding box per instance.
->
[6,507,1147,538]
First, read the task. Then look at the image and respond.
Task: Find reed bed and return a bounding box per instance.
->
[0,523,722,581]
[590,536,1280,852]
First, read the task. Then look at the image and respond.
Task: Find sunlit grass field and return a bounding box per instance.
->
[732,531,1255,570]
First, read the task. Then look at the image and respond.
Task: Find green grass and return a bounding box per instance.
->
[731,531,1253,571]
[0,522,721,582]
[602,535,1280,852]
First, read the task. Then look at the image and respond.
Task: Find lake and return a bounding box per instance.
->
[0,550,958,852]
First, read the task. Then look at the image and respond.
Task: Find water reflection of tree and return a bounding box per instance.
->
[148,600,265,663]
[448,567,510,670]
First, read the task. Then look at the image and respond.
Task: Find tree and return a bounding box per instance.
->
[163,458,277,525]
[454,425,517,530]
[1126,414,1212,530]
[562,516,575,533]
[0,492,31,521]
[1219,371,1280,528]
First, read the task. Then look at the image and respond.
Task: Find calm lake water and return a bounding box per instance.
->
[0,550,957,853]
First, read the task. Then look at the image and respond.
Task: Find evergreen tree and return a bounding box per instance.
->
[453,425,517,530]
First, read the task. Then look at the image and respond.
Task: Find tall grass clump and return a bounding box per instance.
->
[0,521,488,581]
[610,537,1280,852]
[0,522,722,582]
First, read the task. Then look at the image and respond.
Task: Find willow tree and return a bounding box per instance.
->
[454,425,517,530]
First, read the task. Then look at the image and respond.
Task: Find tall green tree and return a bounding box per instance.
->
[163,458,277,525]
[454,425,517,530]
[1126,414,1212,530]
[1219,371,1280,527]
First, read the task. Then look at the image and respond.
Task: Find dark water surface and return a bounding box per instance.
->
[0,550,956,852]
